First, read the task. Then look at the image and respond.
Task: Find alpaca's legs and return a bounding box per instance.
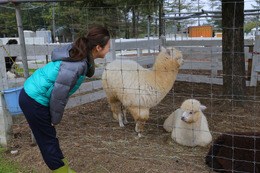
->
[122,108,129,125]
[117,106,128,126]
[110,102,120,120]
[117,112,124,127]
[135,123,145,138]
[127,107,149,137]
[108,98,124,127]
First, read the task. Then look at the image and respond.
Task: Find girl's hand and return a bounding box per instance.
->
[51,123,54,126]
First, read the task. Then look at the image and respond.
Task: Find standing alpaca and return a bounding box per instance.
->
[206,132,260,173]
[163,99,212,147]
[102,47,184,137]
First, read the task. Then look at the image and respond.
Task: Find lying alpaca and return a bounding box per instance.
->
[163,99,212,147]
[102,47,184,137]
[5,39,18,72]
[6,71,16,79]
[206,132,260,173]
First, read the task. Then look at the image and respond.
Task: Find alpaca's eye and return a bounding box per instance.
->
[189,112,193,114]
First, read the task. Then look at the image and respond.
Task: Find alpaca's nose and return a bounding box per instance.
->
[181,111,188,122]
[178,58,184,66]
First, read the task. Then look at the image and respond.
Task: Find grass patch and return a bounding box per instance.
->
[32,61,45,64]
[0,148,28,173]
[17,68,37,73]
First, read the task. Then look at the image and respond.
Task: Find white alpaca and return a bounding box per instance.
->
[6,71,16,79]
[102,47,184,137]
[163,99,212,147]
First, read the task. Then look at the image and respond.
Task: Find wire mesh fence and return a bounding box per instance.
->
[0,1,260,172]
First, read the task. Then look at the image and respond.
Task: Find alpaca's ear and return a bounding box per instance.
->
[166,49,171,56]
[161,46,166,51]
[161,46,172,57]
[199,105,207,111]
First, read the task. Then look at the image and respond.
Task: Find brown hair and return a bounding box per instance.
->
[69,27,110,61]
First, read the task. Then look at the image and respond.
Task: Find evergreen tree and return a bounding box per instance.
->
[206,0,222,29]
[0,4,17,37]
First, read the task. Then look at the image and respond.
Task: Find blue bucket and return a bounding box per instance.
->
[1,86,23,115]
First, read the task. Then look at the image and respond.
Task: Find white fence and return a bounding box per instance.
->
[168,38,257,85]
[0,37,258,147]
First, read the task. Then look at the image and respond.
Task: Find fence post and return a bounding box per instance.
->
[161,35,166,49]
[46,55,49,64]
[15,3,29,79]
[110,39,116,61]
[211,46,219,77]
[137,48,142,57]
[250,35,260,86]
[0,40,13,148]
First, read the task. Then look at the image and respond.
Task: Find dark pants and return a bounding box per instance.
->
[19,88,65,170]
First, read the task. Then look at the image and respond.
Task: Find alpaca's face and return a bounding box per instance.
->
[166,47,184,66]
[180,99,206,123]
[181,109,200,123]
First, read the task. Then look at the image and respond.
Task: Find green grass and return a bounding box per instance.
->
[17,68,37,73]
[0,148,27,173]
[32,62,45,64]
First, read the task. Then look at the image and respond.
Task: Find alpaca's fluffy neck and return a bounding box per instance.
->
[151,54,179,93]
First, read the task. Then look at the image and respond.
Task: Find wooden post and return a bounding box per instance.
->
[247,58,252,80]
[244,47,252,81]
[15,3,29,79]
[0,40,13,148]
[46,55,49,64]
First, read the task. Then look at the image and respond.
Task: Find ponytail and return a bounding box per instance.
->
[69,37,88,61]
[69,27,110,61]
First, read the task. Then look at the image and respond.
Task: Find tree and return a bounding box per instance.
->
[247,0,260,34]
[163,0,199,31]
[244,20,256,34]
[206,0,222,29]
[0,1,161,39]
[222,0,247,103]
[0,4,17,37]
[117,0,160,38]
[251,0,260,9]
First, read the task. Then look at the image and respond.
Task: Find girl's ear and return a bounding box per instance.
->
[95,45,102,52]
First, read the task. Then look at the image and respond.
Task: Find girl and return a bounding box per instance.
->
[19,27,110,173]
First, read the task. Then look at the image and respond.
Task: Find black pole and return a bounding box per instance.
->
[159,1,162,37]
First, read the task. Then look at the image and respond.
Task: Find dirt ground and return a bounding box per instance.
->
[5,81,260,173]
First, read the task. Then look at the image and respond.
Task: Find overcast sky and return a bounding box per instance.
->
[166,0,259,11]
[245,0,257,9]
[200,0,258,10]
